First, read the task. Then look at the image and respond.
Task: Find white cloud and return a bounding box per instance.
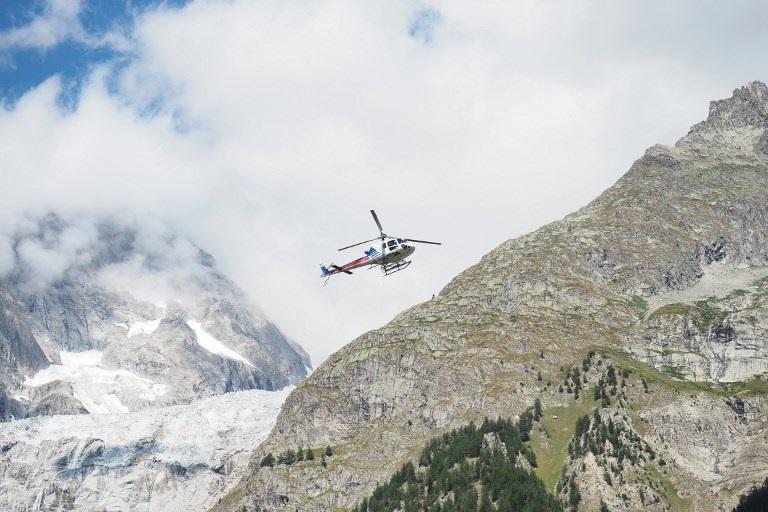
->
[15,218,98,291]
[0,0,129,57]
[93,229,214,310]
[1,0,768,363]
[0,0,83,52]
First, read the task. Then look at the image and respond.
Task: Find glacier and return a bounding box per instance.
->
[0,387,292,511]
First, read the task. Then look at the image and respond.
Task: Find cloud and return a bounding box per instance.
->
[107,222,216,308]
[0,211,219,307]
[0,0,130,59]
[4,214,101,291]
[0,0,88,54]
[1,0,768,363]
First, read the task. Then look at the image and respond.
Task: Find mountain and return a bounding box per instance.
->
[0,214,310,420]
[217,82,768,512]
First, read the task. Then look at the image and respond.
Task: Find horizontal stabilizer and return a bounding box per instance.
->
[331,264,353,275]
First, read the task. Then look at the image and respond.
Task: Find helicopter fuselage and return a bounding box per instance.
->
[322,242,415,276]
[370,244,415,266]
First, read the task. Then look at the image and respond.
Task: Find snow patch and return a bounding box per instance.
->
[187,319,255,367]
[25,351,166,414]
[127,318,162,338]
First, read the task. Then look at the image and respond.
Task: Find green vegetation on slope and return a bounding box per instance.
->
[600,347,768,396]
[531,397,596,492]
[630,295,649,317]
[646,465,691,512]
[353,417,561,512]
[259,445,333,467]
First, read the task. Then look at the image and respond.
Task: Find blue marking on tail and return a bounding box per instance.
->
[320,264,329,276]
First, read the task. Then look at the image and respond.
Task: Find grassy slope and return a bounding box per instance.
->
[531,395,597,492]
[603,347,768,396]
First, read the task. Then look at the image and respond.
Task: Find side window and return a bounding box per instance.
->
[388,240,397,249]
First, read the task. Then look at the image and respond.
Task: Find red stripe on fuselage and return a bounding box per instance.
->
[327,255,372,275]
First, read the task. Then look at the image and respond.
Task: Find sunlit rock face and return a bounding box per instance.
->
[0,215,310,419]
[218,83,768,512]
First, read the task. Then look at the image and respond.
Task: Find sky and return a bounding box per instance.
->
[1,0,768,365]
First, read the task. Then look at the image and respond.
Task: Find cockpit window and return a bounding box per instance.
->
[387,240,397,249]
[397,238,405,244]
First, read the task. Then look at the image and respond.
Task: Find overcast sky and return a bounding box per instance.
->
[1,0,767,364]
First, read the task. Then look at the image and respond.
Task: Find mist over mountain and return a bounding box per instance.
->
[0,212,309,420]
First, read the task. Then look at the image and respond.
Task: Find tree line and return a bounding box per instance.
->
[353,415,562,512]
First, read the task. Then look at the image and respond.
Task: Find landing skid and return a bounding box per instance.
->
[382,260,411,276]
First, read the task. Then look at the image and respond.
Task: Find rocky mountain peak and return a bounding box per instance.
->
[680,80,768,155]
[706,80,768,129]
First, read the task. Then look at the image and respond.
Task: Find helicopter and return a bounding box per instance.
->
[321,210,441,280]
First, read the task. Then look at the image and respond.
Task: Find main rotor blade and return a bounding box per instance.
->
[338,237,379,251]
[370,210,384,235]
[404,238,442,245]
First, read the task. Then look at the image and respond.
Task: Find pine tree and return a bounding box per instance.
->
[734,477,768,511]
[325,445,334,457]
[259,453,275,467]
[568,479,581,510]
[534,398,543,421]
[279,449,296,465]
[306,448,315,460]
[479,494,492,512]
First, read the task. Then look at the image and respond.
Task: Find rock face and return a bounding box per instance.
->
[0,216,309,419]
[0,387,291,512]
[220,82,768,512]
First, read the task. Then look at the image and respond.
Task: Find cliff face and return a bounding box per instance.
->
[223,82,768,512]
[0,286,51,420]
